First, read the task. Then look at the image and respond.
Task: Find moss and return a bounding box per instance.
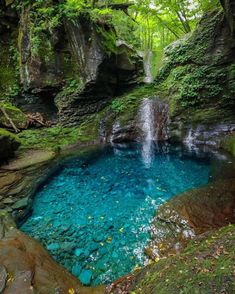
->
[155,60,235,122]
[132,225,235,294]
[0,128,20,162]
[189,108,229,124]
[18,85,157,151]
[0,40,20,99]
[0,127,20,142]
[19,127,82,151]
[96,25,117,55]
[18,117,101,151]
[110,85,157,127]
[55,78,84,110]
[0,102,28,129]
[154,10,235,125]
[220,135,235,156]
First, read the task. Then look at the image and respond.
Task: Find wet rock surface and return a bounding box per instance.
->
[0,149,57,222]
[109,97,169,144]
[110,123,139,143]
[170,123,235,148]
[109,224,235,294]
[0,211,104,294]
[1,149,56,170]
[146,178,235,260]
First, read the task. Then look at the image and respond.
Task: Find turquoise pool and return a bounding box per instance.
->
[21,142,212,286]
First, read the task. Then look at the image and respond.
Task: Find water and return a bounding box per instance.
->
[143,50,154,84]
[139,98,155,167]
[20,142,214,286]
[139,98,168,167]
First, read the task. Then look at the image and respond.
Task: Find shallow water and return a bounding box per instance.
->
[21,142,215,285]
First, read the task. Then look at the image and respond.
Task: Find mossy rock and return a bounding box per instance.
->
[0,37,20,99]
[18,123,99,151]
[129,225,235,294]
[0,102,28,130]
[0,128,20,163]
[221,134,235,156]
[154,10,235,125]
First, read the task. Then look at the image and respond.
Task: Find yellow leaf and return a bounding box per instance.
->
[155,257,160,263]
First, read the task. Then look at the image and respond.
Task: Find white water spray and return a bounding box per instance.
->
[184,126,201,152]
[143,50,154,84]
[184,128,194,146]
[139,98,155,167]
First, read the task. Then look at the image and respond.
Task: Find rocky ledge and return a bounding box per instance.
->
[0,149,57,222]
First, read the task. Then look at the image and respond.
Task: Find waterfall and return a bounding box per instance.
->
[139,98,169,167]
[184,128,194,146]
[140,98,155,141]
[184,126,201,151]
[139,98,155,167]
[20,64,31,90]
[143,50,154,84]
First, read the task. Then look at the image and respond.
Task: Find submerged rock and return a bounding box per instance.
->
[47,243,60,251]
[79,270,93,286]
[109,225,235,294]
[72,263,82,277]
[0,212,104,294]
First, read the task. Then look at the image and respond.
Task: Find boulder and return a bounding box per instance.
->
[79,270,93,286]
[0,102,28,130]
[0,128,20,163]
[146,178,235,260]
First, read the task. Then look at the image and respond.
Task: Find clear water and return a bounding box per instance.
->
[21,142,212,286]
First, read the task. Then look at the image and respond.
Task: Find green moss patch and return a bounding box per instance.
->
[153,10,235,124]
[0,102,28,129]
[18,117,102,151]
[0,128,20,162]
[0,40,20,99]
[110,85,157,127]
[221,135,235,157]
[132,225,235,294]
